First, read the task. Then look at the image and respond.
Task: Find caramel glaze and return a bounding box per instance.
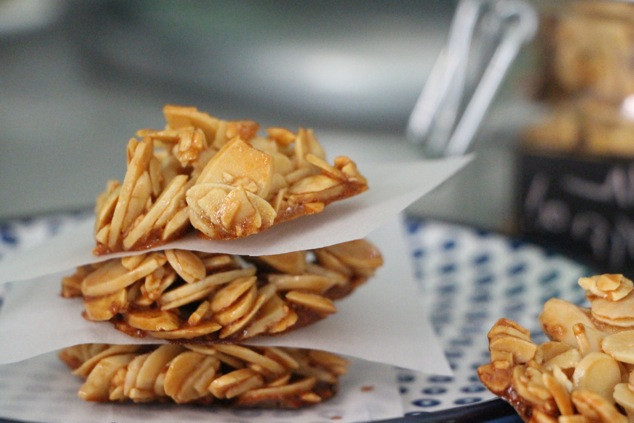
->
[478,363,549,423]
[233,380,337,409]
[93,226,191,256]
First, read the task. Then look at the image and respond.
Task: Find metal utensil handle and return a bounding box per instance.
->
[407,0,538,157]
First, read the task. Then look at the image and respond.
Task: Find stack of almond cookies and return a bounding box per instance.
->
[58,105,383,408]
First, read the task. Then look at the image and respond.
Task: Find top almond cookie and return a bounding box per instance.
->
[93,105,368,254]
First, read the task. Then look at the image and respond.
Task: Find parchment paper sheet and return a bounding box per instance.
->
[0,156,472,283]
[0,216,451,376]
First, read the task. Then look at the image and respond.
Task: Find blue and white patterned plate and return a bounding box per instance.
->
[0,212,593,422]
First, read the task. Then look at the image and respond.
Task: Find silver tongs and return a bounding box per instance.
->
[407,0,538,157]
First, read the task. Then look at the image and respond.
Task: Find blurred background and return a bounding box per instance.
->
[0,0,537,230]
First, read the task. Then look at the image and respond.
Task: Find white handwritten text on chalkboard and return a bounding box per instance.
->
[523,164,634,270]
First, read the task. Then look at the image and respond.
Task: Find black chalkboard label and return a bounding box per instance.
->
[517,150,634,273]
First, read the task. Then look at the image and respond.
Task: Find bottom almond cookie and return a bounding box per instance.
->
[59,344,347,408]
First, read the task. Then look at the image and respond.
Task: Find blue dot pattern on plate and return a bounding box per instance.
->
[0,211,91,260]
[398,217,591,414]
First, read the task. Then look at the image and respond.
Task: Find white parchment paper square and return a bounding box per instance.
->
[0,156,472,284]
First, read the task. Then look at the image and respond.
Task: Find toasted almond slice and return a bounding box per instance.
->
[123,353,147,398]
[321,239,384,273]
[164,351,219,403]
[305,153,346,179]
[209,368,264,399]
[94,183,120,232]
[218,290,269,339]
[292,361,338,385]
[163,104,219,140]
[266,374,292,388]
[284,167,313,185]
[108,139,154,251]
[580,274,634,301]
[572,352,622,401]
[597,274,624,291]
[187,300,212,326]
[84,289,128,321]
[269,308,299,334]
[288,174,339,195]
[573,323,606,355]
[121,254,147,271]
[542,372,574,415]
[78,354,137,402]
[266,127,296,146]
[265,348,300,371]
[226,120,259,142]
[154,176,189,229]
[147,320,222,340]
[165,249,206,284]
[72,345,141,379]
[489,336,537,365]
[196,137,274,198]
[122,171,152,233]
[214,345,287,376]
[82,253,166,297]
[217,186,270,232]
[571,389,628,423]
[148,156,162,196]
[538,341,574,363]
[592,292,634,327]
[488,318,532,342]
[123,174,189,250]
[614,382,634,420]
[214,284,258,326]
[259,251,306,274]
[135,344,183,391]
[242,296,288,338]
[162,207,190,241]
[159,268,255,310]
[95,223,111,246]
[201,254,237,272]
[124,309,181,332]
[313,248,352,277]
[305,263,348,286]
[539,298,596,347]
[601,330,634,364]
[269,274,337,294]
[543,348,582,373]
[211,276,257,314]
[285,291,336,315]
[144,268,177,301]
[186,183,277,238]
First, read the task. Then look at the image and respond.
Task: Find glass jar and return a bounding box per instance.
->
[523,0,634,157]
